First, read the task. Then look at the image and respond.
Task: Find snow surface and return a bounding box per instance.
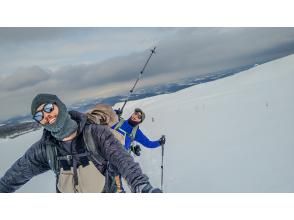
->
[1,54,294,192]
[0,130,56,192]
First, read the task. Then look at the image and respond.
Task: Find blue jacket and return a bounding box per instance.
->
[111,119,161,151]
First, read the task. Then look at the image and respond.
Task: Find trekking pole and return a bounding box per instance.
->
[160,135,165,191]
[119,47,156,115]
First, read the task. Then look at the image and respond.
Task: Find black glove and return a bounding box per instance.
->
[140,183,162,193]
[159,135,166,145]
[114,109,123,116]
[131,145,141,156]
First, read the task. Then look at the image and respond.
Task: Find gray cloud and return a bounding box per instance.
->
[0,27,294,121]
[0,66,51,91]
[0,27,175,74]
[0,28,86,44]
[150,28,294,76]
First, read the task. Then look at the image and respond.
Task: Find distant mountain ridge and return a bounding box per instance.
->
[0,62,256,139]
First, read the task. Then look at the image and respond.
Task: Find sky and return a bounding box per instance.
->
[0,27,294,121]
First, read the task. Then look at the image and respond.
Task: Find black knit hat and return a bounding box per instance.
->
[31,93,66,115]
[31,93,78,140]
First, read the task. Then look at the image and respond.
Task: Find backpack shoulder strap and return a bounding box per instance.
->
[83,123,107,166]
[83,123,96,153]
[130,125,139,142]
[113,118,125,131]
[113,118,139,143]
[83,123,122,193]
[45,139,60,176]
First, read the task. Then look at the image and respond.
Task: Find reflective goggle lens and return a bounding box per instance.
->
[33,103,54,122]
[43,103,54,113]
[33,111,43,122]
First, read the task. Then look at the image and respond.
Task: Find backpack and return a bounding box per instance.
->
[46,123,115,192]
[87,103,139,147]
[45,104,124,192]
[46,116,110,177]
[86,104,125,145]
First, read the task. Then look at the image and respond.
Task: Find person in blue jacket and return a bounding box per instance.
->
[112,108,166,156]
[111,108,166,192]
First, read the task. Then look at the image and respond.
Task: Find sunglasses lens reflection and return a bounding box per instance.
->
[33,112,43,122]
[33,103,54,122]
[44,103,54,113]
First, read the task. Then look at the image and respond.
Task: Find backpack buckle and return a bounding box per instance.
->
[66,155,73,162]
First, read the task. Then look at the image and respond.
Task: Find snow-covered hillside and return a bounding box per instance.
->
[0,130,56,192]
[1,54,294,192]
[116,54,294,192]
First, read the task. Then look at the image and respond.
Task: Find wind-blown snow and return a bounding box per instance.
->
[1,54,293,192]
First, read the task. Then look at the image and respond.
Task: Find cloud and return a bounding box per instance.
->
[0,28,80,44]
[0,27,174,74]
[0,66,51,91]
[0,27,294,121]
[150,28,294,76]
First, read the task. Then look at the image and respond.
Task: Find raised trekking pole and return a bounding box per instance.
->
[160,135,165,191]
[119,47,157,116]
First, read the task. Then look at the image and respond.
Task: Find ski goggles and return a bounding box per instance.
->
[33,103,55,123]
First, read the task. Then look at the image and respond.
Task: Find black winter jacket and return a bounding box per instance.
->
[0,111,150,193]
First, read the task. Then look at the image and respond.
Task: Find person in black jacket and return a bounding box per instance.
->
[0,93,161,193]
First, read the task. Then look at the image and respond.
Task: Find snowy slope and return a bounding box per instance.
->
[116,54,294,192]
[1,54,294,192]
[0,130,56,192]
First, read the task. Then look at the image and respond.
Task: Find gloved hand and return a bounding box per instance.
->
[159,135,166,145]
[137,183,162,193]
[131,145,141,156]
[114,109,123,116]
